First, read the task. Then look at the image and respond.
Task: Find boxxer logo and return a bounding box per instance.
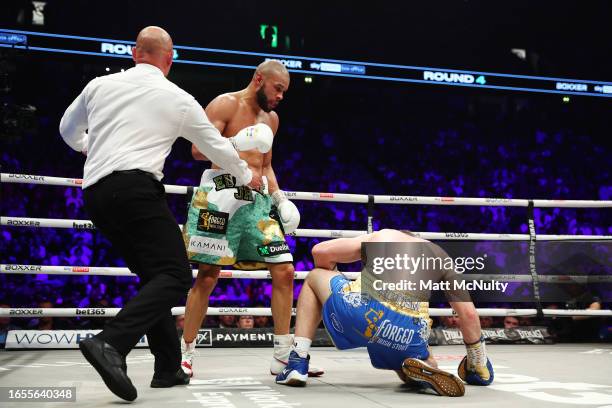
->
[389,196,418,202]
[7,219,40,227]
[218,308,247,313]
[5,265,42,272]
[7,174,45,181]
[10,309,43,315]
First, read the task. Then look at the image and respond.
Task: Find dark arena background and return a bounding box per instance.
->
[0,1,611,407]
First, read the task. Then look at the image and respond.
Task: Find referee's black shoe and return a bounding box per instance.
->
[150,368,190,388]
[79,337,137,401]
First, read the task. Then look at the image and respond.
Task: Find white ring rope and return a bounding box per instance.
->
[1,264,611,283]
[1,307,610,318]
[0,264,356,280]
[3,173,612,208]
[3,174,610,324]
[2,216,611,241]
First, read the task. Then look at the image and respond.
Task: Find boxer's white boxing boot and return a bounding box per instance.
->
[180,336,196,378]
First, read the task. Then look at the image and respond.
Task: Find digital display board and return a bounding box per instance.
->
[1,28,611,98]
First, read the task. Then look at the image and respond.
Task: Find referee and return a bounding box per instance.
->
[59,26,259,401]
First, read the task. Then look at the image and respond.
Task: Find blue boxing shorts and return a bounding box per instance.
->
[322,274,432,370]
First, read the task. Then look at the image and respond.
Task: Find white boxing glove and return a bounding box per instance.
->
[230,123,273,153]
[271,190,300,234]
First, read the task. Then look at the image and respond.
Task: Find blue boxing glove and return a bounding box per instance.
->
[458,336,494,385]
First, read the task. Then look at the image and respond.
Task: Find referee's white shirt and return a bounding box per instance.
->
[59,63,251,189]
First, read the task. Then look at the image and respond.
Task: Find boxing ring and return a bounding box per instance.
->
[1,172,611,407]
[1,345,611,407]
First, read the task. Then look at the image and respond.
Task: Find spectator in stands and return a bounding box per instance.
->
[218,315,236,328]
[439,315,459,329]
[237,315,254,329]
[503,316,519,329]
[30,300,56,330]
[254,315,272,328]
[480,316,494,328]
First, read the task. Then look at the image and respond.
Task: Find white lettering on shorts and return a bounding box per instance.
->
[188,236,232,257]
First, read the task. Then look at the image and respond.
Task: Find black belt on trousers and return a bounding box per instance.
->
[91,169,157,188]
[114,169,155,179]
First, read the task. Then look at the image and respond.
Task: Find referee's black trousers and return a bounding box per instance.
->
[83,171,192,374]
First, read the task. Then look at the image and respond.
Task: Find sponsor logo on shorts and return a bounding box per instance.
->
[212,174,236,191]
[188,236,231,257]
[257,242,290,257]
[364,308,384,338]
[234,186,254,202]
[76,308,106,316]
[373,319,416,345]
[197,209,229,234]
[330,313,344,333]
